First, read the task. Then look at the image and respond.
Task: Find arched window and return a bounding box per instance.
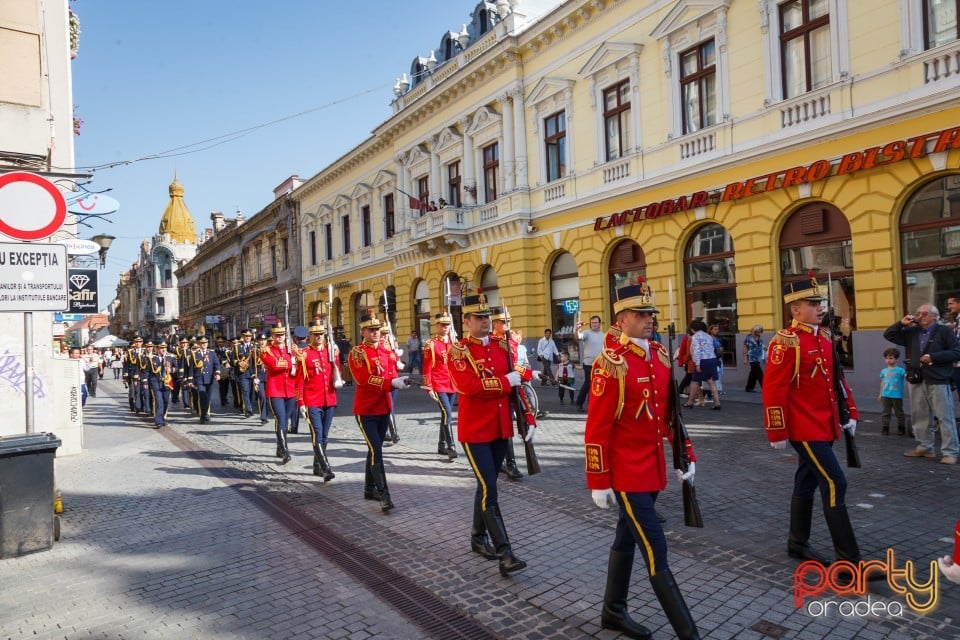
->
[900,174,960,314]
[779,202,854,366]
[479,266,500,307]
[550,252,581,363]
[684,223,737,365]
[608,239,646,321]
[414,280,432,338]
[353,291,375,343]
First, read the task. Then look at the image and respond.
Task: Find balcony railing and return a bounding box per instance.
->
[921,42,960,83]
[602,158,630,184]
[780,87,831,129]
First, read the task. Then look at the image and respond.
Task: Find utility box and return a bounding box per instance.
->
[0,433,61,558]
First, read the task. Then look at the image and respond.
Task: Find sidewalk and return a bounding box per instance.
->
[0,377,956,639]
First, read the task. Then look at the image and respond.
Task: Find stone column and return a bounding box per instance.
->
[461,117,477,206]
[430,136,442,205]
[511,87,528,188]
[501,93,515,193]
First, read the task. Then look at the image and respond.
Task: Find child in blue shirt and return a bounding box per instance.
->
[878,347,906,436]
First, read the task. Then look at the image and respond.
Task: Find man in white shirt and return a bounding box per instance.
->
[575,315,605,412]
[405,331,422,374]
[536,329,559,385]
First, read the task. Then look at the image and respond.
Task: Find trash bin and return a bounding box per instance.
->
[0,432,61,559]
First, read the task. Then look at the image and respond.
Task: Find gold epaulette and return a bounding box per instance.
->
[770,329,799,348]
[651,341,671,368]
[448,341,469,359]
[593,348,627,380]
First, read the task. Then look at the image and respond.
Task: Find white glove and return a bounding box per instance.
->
[591,488,617,509]
[397,361,405,370]
[424,388,439,402]
[531,369,544,381]
[524,425,536,442]
[938,555,960,584]
[842,419,857,437]
[396,348,404,357]
[299,406,307,420]
[675,461,695,483]
[391,376,410,390]
[770,440,788,450]
[505,371,522,387]
[334,380,344,389]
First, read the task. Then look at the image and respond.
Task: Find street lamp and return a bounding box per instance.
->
[90,234,115,269]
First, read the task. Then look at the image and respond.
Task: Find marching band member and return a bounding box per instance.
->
[188,335,221,424]
[261,324,298,464]
[298,321,343,480]
[234,329,257,418]
[447,293,533,576]
[422,311,458,461]
[348,312,411,512]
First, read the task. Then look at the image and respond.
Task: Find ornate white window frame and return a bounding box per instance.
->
[528,77,575,185]
[651,0,731,140]
[466,106,504,200]
[758,0,850,105]
[578,41,642,165]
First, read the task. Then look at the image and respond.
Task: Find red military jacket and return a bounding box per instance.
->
[260,344,297,399]
[584,328,695,493]
[298,344,339,408]
[446,335,531,444]
[763,320,858,443]
[349,341,395,416]
[422,335,455,393]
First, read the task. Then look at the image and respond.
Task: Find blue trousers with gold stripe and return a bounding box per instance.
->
[357,414,390,468]
[463,439,507,512]
[790,440,847,508]
[612,491,669,577]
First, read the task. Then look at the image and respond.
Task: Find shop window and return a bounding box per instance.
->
[924,0,960,49]
[780,0,832,99]
[684,223,737,366]
[414,279,432,339]
[608,239,646,321]
[479,266,500,307]
[900,174,960,315]
[550,252,581,363]
[680,39,717,134]
[779,202,855,366]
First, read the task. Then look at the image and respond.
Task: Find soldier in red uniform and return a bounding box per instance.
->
[763,275,862,569]
[447,293,534,576]
[260,323,298,464]
[585,279,699,640]
[349,312,411,512]
[297,320,343,481]
[422,311,458,461]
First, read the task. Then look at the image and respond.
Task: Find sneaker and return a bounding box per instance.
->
[679,393,689,398]
[903,448,936,458]
[940,456,957,465]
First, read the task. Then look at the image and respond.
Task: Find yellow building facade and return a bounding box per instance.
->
[293,0,960,408]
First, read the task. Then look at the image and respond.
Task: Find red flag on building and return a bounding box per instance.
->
[408,195,423,211]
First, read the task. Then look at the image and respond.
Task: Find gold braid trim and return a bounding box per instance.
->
[771,329,801,383]
[594,348,627,419]
[449,341,483,377]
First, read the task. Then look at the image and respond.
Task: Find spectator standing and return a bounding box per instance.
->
[557,352,576,405]
[878,347,907,436]
[708,324,724,394]
[685,320,721,410]
[743,325,765,392]
[947,296,960,392]
[111,349,124,379]
[83,346,102,398]
[883,304,960,465]
[536,329,559,385]
[70,347,90,406]
[675,325,695,396]
[575,315,604,412]
[405,331,422,374]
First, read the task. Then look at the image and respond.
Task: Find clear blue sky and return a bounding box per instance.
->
[71,1,556,307]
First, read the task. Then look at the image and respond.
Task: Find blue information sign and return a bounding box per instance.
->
[563,299,580,314]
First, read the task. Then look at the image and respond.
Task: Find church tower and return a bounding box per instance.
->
[158,177,198,243]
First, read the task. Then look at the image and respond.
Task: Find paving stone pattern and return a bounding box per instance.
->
[0,377,956,639]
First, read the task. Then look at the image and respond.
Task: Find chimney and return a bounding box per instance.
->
[273,175,303,200]
[210,211,225,231]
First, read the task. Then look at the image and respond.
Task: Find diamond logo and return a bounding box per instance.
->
[69,274,90,289]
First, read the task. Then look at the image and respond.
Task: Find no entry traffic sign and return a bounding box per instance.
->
[0,172,68,241]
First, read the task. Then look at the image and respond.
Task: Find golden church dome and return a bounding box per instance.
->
[158,177,197,244]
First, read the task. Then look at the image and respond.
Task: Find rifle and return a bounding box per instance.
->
[326,284,344,386]
[667,324,704,528]
[503,303,541,475]
[445,278,458,342]
[382,290,400,352]
[825,273,861,468]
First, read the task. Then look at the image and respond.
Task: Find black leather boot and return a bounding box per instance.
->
[277,432,291,465]
[601,550,651,640]
[483,506,526,576]
[649,570,700,640]
[373,462,394,512]
[502,440,523,480]
[312,445,322,477]
[387,414,400,444]
[470,497,496,560]
[787,497,831,565]
[823,504,861,564]
[319,442,335,482]
[444,423,458,460]
[363,464,378,500]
